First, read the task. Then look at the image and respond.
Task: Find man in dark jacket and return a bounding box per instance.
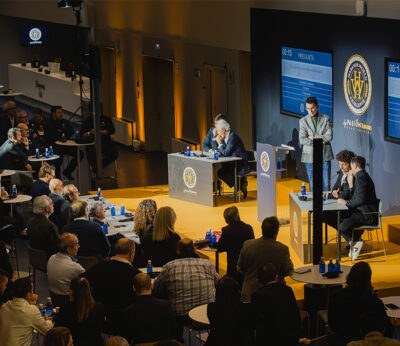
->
[202,113,226,153]
[0,128,32,171]
[0,101,17,145]
[51,184,79,231]
[30,165,55,199]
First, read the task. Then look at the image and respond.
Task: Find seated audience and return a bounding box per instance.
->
[0,127,32,171]
[122,273,176,344]
[215,206,254,285]
[153,239,219,338]
[30,164,55,199]
[51,183,79,231]
[88,201,107,228]
[0,268,9,304]
[42,327,73,346]
[251,263,301,346]
[27,195,59,258]
[328,262,393,345]
[0,277,53,345]
[0,100,17,145]
[29,107,46,143]
[141,206,181,267]
[237,216,294,302]
[105,336,129,346]
[57,277,105,346]
[206,276,251,346]
[84,238,139,332]
[49,178,64,205]
[16,109,29,125]
[0,190,19,244]
[47,233,85,305]
[62,200,110,260]
[16,122,33,155]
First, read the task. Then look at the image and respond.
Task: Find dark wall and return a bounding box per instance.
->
[251,9,400,216]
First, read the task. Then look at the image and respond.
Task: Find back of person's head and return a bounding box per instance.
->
[7,127,20,140]
[114,238,135,256]
[351,156,366,170]
[42,327,72,346]
[0,268,9,294]
[177,238,196,259]
[346,261,373,294]
[215,276,241,314]
[70,200,87,219]
[359,311,386,336]
[57,233,77,254]
[134,199,157,233]
[153,206,176,241]
[223,206,240,224]
[305,96,318,105]
[33,195,52,215]
[257,263,278,285]
[70,277,94,323]
[63,184,78,201]
[335,150,355,163]
[261,216,280,239]
[133,273,151,294]
[216,119,230,131]
[105,336,130,346]
[38,164,55,179]
[33,107,42,116]
[13,277,32,298]
[49,179,63,194]
[51,105,62,115]
[214,113,226,122]
[2,100,16,113]
[88,201,102,218]
[17,122,28,131]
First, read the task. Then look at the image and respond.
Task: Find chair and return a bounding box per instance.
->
[28,246,48,289]
[75,255,99,271]
[237,150,257,202]
[350,199,386,262]
[316,309,328,337]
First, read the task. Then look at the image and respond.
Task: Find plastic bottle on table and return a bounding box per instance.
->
[319,257,325,273]
[147,260,153,274]
[186,146,191,157]
[301,183,306,196]
[120,203,125,215]
[328,258,334,272]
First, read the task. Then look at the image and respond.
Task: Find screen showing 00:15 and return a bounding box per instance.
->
[387,61,400,141]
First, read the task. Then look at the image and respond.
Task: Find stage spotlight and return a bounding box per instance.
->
[57,0,82,8]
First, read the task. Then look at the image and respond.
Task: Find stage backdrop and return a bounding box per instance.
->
[251,9,400,216]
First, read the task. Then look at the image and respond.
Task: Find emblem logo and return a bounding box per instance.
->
[29,28,42,42]
[343,54,372,115]
[183,167,196,189]
[260,151,270,173]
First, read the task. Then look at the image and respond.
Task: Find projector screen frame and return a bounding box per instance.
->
[385,57,400,144]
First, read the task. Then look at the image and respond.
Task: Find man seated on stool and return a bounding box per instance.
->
[0,128,32,171]
[324,156,378,261]
[15,110,29,125]
[30,164,55,199]
[51,184,79,231]
[48,178,64,205]
[0,101,17,145]
[202,113,226,153]
[16,123,34,156]
[215,120,250,199]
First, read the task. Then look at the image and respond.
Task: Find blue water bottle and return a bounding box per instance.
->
[334,259,340,272]
[214,151,219,160]
[186,146,191,157]
[45,297,53,317]
[45,148,49,159]
[205,228,211,240]
[102,223,108,235]
[11,184,17,198]
[328,258,334,272]
[97,187,102,201]
[39,303,45,317]
[147,260,153,274]
[35,148,40,159]
[210,231,216,245]
[276,158,281,170]
[301,182,306,196]
[49,146,53,157]
[120,203,125,215]
[319,257,325,273]
[111,206,116,216]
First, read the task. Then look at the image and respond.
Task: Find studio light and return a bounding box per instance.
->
[57,0,82,9]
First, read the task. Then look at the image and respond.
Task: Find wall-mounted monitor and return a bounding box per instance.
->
[281,46,333,120]
[386,59,400,143]
[20,26,49,47]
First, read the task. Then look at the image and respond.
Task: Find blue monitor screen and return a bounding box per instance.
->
[281,47,333,119]
[20,26,49,47]
[386,61,400,143]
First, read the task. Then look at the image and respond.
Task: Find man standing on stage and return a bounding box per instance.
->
[299,97,334,192]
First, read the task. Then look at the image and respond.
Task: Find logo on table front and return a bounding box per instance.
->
[260,151,270,173]
[29,28,42,42]
[183,167,196,189]
[293,211,299,246]
[343,54,372,115]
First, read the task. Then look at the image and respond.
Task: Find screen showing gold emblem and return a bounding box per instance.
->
[343,54,372,115]
[183,167,196,189]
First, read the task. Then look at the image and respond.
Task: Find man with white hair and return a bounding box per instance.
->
[27,195,59,258]
[0,101,17,144]
[215,119,250,199]
[49,178,64,205]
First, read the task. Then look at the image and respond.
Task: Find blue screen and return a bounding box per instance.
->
[20,26,49,47]
[281,47,333,119]
[387,61,400,141]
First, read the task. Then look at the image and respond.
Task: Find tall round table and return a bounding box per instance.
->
[381,296,400,320]
[3,194,32,216]
[0,170,16,177]
[28,154,60,165]
[189,304,210,325]
[291,264,351,285]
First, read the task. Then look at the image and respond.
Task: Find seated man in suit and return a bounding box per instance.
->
[30,165,55,199]
[202,113,226,153]
[51,184,79,231]
[27,195,59,259]
[324,156,378,261]
[62,200,110,260]
[122,273,176,344]
[48,178,64,205]
[215,120,250,199]
[0,101,17,145]
[0,128,32,171]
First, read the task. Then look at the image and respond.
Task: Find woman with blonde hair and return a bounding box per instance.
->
[141,206,181,266]
[134,199,157,235]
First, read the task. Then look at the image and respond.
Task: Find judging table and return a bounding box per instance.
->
[291,264,351,285]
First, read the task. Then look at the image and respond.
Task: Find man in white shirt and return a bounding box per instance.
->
[0,277,53,346]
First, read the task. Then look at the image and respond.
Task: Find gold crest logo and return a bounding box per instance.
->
[260,151,270,173]
[183,167,196,189]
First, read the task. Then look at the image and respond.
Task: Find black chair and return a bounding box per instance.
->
[75,255,99,271]
[0,224,18,275]
[28,246,48,289]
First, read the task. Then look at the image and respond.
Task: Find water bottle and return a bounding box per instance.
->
[39,303,45,317]
[102,223,108,235]
[45,297,53,317]
[186,146,191,157]
[97,187,102,201]
[210,231,216,245]
[301,183,306,196]
[35,148,40,159]
[120,203,125,215]
[334,259,341,272]
[276,158,281,170]
[214,151,219,160]
[205,228,212,240]
[111,206,116,216]
[49,146,53,157]
[147,260,153,274]
[328,258,334,272]
[11,184,17,198]
[45,148,49,159]
[319,257,325,273]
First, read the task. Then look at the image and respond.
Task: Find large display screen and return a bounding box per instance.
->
[281,47,333,119]
[386,60,400,143]
[20,26,49,47]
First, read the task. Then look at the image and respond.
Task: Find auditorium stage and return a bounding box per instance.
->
[99,177,400,300]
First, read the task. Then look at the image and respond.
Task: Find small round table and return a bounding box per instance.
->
[0,170,16,177]
[189,304,210,325]
[291,264,351,285]
[381,296,400,319]
[28,154,60,164]
[3,194,32,216]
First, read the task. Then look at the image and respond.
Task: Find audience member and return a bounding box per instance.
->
[57,277,105,346]
[49,178,64,205]
[27,195,59,258]
[105,336,129,346]
[16,109,29,125]
[52,184,79,231]
[29,107,46,139]
[0,100,17,144]
[141,206,181,266]
[47,233,85,305]
[42,327,73,346]
[84,238,139,332]
[328,262,393,345]
[251,263,301,346]
[62,200,110,259]
[0,277,53,345]
[0,192,19,244]
[0,268,9,303]
[0,127,32,171]
[237,216,294,302]
[206,276,251,346]
[0,241,13,279]
[122,273,176,344]
[153,238,219,338]
[45,105,82,180]
[216,206,254,285]
[16,122,33,155]
[88,201,107,228]
[30,164,55,199]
